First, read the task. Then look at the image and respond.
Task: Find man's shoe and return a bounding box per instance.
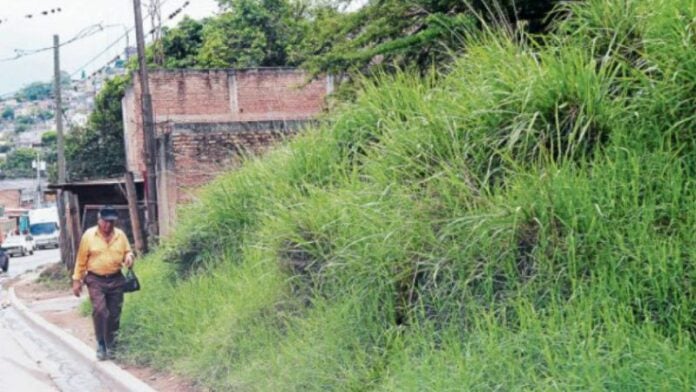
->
[96,343,107,361]
[106,340,118,360]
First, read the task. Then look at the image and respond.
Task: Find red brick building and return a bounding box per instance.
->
[0,189,21,210]
[122,68,332,234]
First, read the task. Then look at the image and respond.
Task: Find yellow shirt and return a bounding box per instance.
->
[72,226,133,281]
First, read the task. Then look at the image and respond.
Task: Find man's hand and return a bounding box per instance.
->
[124,252,135,269]
[72,280,82,297]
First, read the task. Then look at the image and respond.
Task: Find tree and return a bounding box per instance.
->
[65,76,128,180]
[1,106,14,121]
[41,130,57,146]
[1,147,36,178]
[35,109,54,121]
[159,16,208,68]
[41,131,58,182]
[15,115,35,126]
[15,81,53,101]
[300,0,561,76]
[14,73,70,102]
[197,0,307,67]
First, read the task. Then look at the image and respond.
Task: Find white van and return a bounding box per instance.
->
[29,207,60,249]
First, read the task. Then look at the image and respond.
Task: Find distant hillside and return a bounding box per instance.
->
[13,72,70,102]
[119,0,695,390]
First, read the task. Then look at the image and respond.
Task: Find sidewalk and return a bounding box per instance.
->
[9,271,200,392]
[8,284,156,392]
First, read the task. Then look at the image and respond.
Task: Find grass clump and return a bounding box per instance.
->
[36,262,71,290]
[119,0,695,390]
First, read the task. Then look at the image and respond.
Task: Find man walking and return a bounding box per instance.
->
[72,206,134,360]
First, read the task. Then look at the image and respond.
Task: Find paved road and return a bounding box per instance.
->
[0,248,114,391]
[3,248,61,278]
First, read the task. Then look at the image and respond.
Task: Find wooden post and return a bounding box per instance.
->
[68,193,81,264]
[62,191,78,272]
[57,191,71,271]
[133,0,159,240]
[125,172,146,255]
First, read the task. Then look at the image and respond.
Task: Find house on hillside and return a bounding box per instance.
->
[0,178,50,209]
[122,68,332,235]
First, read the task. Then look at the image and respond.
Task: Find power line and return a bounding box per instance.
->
[0,7,63,26]
[0,0,189,97]
[70,29,134,78]
[71,0,191,79]
[0,24,113,63]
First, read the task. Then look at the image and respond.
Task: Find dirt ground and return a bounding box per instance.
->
[12,270,204,392]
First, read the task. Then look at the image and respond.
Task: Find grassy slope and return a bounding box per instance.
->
[120,0,695,389]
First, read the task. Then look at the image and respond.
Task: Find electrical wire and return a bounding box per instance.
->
[0,23,112,63]
[0,0,191,97]
[69,0,182,78]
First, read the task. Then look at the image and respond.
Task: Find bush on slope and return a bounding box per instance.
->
[119,0,695,389]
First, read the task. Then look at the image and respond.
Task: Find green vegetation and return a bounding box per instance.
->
[150,0,559,77]
[199,0,308,68]
[65,75,128,180]
[14,124,29,133]
[157,16,207,69]
[14,72,70,102]
[41,131,58,182]
[14,115,35,126]
[36,262,71,290]
[41,130,57,145]
[15,81,52,102]
[0,147,36,178]
[300,0,557,76]
[1,106,14,121]
[118,0,695,389]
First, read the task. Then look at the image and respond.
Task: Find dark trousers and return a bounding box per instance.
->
[85,272,125,348]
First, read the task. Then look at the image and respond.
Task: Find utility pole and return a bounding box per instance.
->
[54,34,66,183]
[54,34,71,269]
[133,0,159,242]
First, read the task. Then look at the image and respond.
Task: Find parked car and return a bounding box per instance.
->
[1,234,35,257]
[0,249,8,273]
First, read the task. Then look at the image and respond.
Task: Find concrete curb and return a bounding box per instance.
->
[9,287,156,392]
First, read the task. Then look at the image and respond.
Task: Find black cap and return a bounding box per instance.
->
[98,205,119,221]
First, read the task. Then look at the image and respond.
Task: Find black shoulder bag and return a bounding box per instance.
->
[123,267,141,293]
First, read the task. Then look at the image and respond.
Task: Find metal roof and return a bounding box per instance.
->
[48,177,143,190]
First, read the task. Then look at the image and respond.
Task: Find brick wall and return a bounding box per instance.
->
[123,68,331,174]
[0,189,21,209]
[156,120,306,235]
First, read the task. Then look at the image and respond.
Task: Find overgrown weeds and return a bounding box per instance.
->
[119,0,696,389]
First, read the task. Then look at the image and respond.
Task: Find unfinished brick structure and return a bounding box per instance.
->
[0,189,21,210]
[122,68,331,234]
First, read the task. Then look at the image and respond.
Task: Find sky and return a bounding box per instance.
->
[0,0,221,96]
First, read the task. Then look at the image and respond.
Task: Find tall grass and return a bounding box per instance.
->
[119,0,695,390]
